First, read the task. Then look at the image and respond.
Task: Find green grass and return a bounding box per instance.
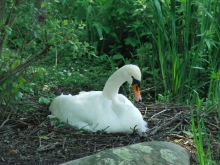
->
[190,92,218,165]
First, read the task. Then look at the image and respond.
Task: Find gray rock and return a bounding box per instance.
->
[61,141,190,165]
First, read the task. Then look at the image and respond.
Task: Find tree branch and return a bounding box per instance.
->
[0,44,51,86]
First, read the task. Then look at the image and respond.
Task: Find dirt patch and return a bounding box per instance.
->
[0,102,219,165]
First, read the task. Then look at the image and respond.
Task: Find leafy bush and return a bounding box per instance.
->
[0,1,97,117]
[52,0,219,103]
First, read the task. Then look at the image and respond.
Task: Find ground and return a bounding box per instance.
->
[0,99,219,165]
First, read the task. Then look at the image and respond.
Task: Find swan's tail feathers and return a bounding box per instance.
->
[142,120,148,133]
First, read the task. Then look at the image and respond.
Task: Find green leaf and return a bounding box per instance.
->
[142,67,149,73]
[41,2,47,8]
[34,32,38,38]
[56,123,67,128]
[18,76,26,86]
[39,97,50,105]
[75,130,84,134]
[124,37,137,47]
[39,136,49,140]
[183,131,193,137]
[117,8,125,14]
[110,32,117,38]
[210,70,220,79]
[4,26,12,35]
[191,66,204,70]
[37,67,45,77]
[113,54,124,60]
[93,22,103,40]
[65,57,71,60]
[15,92,23,100]
[63,20,68,26]
[68,40,74,45]
[110,32,119,42]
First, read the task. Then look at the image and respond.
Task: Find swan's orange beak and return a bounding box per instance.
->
[132,84,142,102]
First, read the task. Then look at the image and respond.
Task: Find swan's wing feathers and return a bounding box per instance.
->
[117,94,133,105]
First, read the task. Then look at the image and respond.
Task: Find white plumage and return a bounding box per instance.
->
[49,64,148,133]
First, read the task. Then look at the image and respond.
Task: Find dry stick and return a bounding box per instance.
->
[79,123,93,130]
[29,127,40,136]
[100,126,110,133]
[150,108,171,118]
[0,111,12,128]
[37,142,59,152]
[125,134,133,142]
[143,107,148,118]
[62,138,66,150]
[169,121,182,132]
[204,121,220,130]
[18,120,32,126]
[149,111,183,135]
[1,157,5,162]
[130,125,138,134]
[38,137,42,148]
[92,123,99,131]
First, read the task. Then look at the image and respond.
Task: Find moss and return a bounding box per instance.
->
[130,143,153,153]
[160,149,177,163]
[112,148,133,161]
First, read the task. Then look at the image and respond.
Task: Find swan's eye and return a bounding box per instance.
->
[132,76,141,88]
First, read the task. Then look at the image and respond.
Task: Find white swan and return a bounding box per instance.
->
[49,64,148,133]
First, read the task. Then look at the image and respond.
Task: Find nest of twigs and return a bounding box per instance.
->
[0,99,219,165]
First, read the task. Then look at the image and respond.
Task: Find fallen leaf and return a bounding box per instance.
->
[8,150,18,155]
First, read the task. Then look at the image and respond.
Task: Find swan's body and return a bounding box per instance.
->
[49,65,148,133]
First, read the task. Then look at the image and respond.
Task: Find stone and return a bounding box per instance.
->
[61,141,190,165]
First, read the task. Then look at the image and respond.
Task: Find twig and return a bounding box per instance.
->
[169,121,182,132]
[131,125,138,134]
[18,120,32,126]
[143,107,147,118]
[1,157,5,162]
[92,123,98,131]
[37,142,58,152]
[62,138,66,150]
[93,142,96,152]
[100,126,109,132]
[79,123,93,130]
[150,108,171,118]
[125,134,134,142]
[38,137,42,148]
[149,111,183,135]
[0,111,12,128]
[205,121,220,130]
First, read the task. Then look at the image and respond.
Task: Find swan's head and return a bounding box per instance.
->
[121,65,142,102]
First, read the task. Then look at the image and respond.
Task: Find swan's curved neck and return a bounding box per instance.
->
[103,69,125,101]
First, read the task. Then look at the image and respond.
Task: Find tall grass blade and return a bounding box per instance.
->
[153,0,168,95]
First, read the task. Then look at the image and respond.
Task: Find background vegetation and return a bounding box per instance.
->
[0,0,219,164]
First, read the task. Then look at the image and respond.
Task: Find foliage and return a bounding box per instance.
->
[49,0,220,103]
[0,0,96,116]
[189,92,217,165]
[132,0,220,102]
